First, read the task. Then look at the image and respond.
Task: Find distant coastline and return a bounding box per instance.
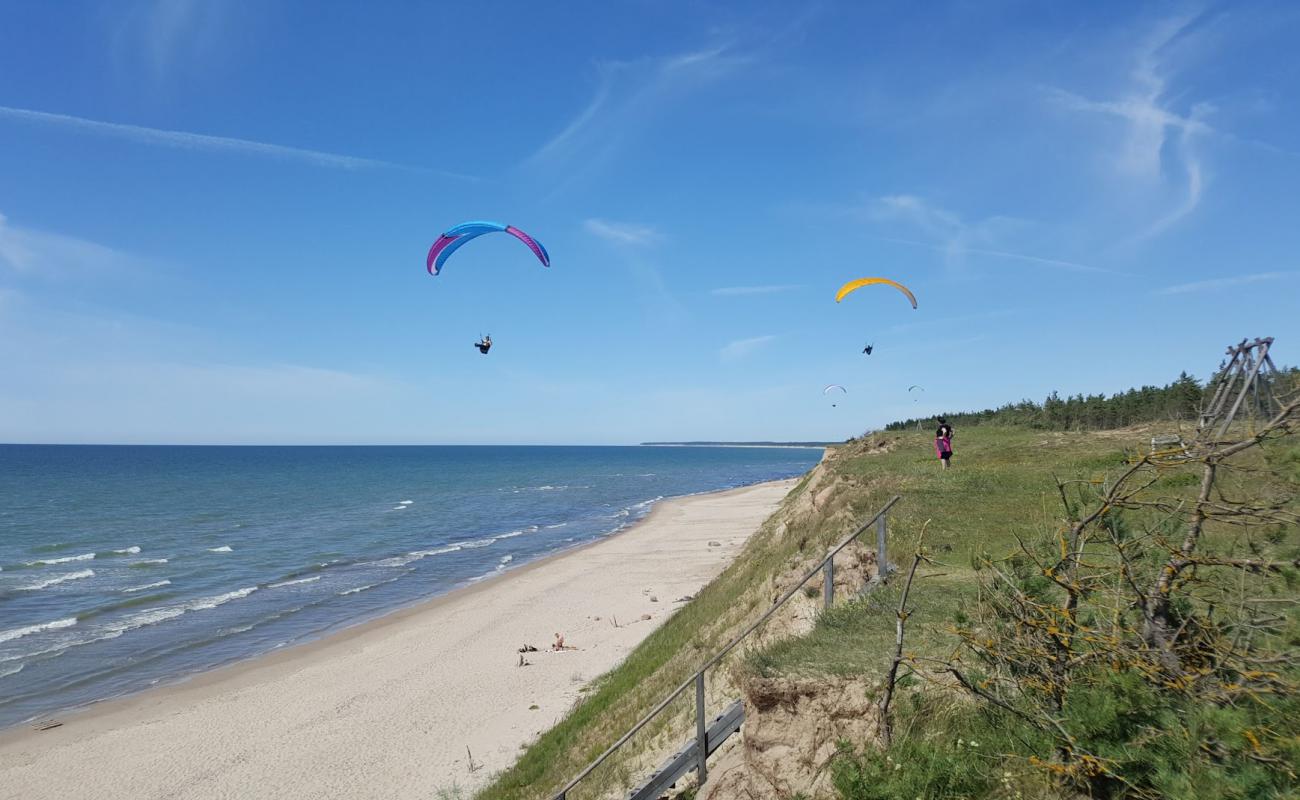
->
[640,441,835,449]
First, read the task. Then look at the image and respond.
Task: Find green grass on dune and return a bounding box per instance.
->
[477,424,1298,799]
[746,426,1135,682]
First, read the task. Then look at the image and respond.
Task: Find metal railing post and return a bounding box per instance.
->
[551,497,902,800]
[695,671,708,785]
[876,513,888,578]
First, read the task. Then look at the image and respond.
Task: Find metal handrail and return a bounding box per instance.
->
[698,495,900,674]
[552,495,902,799]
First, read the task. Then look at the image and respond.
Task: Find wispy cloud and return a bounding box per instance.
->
[0,212,144,280]
[1154,271,1292,295]
[1049,13,1212,242]
[0,105,455,174]
[584,218,663,247]
[720,334,777,360]
[525,45,748,182]
[866,196,1114,274]
[710,285,802,296]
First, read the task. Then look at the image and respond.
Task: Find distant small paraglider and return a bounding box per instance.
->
[908,384,924,402]
[824,384,847,407]
[863,343,874,355]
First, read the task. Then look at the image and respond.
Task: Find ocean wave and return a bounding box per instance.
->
[25,552,95,566]
[268,576,320,589]
[392,505,407,510]
[372,544,461,568]
[130,559,169,567]
[208,545,233,553]
[398,500,413,505]
[19,569,95,591]
[191,587,257,611]
[0,617,77,644]
[338,576,401,596]
[495,555,514,571]
[110,546,141,555]
[494,525,538,541]
[105,587,260,636]
[507,484,592,493]
[122,580,171,593]
[544,523,568,529]
[0,663,23,679]
[0,586,271,671]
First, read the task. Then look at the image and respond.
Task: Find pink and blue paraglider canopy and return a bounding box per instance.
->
[426,221,550,276]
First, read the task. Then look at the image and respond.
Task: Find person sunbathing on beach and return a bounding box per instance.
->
[552,632,575,651]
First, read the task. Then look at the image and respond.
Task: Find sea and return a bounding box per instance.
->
[0,444,819,730]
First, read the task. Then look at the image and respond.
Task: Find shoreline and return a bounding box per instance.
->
[0,477,798,799]
[0,474,804,733]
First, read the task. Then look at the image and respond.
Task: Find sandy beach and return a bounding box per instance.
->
[0,478,796,800]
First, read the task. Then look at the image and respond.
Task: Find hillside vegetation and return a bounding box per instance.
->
[479,391,1297,800]
[746,415,1299,799]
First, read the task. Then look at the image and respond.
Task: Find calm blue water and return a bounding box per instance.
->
[0,445,818,729]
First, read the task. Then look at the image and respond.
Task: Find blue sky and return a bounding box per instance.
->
[1,1,1298,444]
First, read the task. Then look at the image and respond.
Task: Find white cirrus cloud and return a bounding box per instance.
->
[866,196,1114,274]
[0,105,465,176]
[0,212,144,280]
[1154,271,1293,295]
[525,45,749,187]
[1048,13,1213,243]
[720,335,777,361]
[584,218,663,247]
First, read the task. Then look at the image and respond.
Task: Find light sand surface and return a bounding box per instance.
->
[0,479,795,800]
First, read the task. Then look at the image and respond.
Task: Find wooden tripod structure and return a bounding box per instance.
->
[1198,337,1280,439]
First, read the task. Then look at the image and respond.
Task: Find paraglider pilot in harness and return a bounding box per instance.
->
[475,334,492,355]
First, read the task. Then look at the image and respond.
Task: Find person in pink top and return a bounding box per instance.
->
[934,418,954,469]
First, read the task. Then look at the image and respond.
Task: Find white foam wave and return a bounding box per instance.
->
[0,617,77,644]
[208,545,233,553]
[111,546,141,555]
[544,523,568,529]
[0,663,23,679]
[191,587,257,610]
[122,580,171,593]
[496,555,514,571]
[392,505,407,510]
[268,576,321,589]
[106,586,260,636]
[373,544,461,568]
[19,569,94,591]
[26,552,95,566]
[398,500,413,505]
[112,607,186,630]
[454,537,496,550]
[132,558,169,565]
[338,576,401,596]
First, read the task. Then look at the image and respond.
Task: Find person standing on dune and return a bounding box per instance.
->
[934,418,954,469]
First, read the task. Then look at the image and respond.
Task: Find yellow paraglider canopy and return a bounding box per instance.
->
[834,277,917,308]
